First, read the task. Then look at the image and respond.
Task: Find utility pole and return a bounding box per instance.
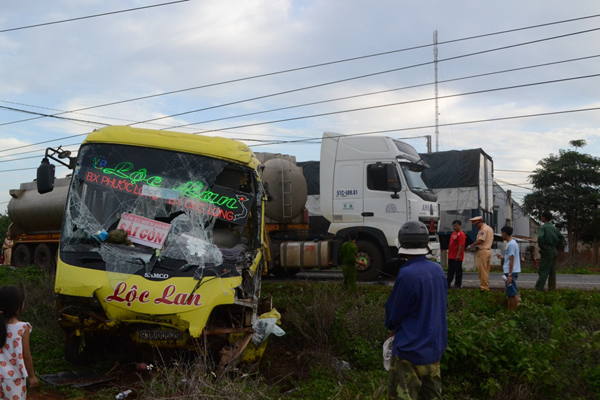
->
[434,30,439,152]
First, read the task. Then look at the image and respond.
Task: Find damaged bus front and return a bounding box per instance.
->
[38,126,273,365]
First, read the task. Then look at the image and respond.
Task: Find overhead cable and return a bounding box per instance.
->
[3,13,600,127]
[247,106,600,147]
[0,1,190,33]
[194,73,600,134]
[171,54,600,129]
[1,71,598,157]
[133,26,600,128]
[496,169,534,173]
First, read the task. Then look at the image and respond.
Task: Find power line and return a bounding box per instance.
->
[1,72,599,160]
[0,105,310,154]
[133,26,600,128]
[6,53,599,134]
[0,1,190,33]
[171,54,600,129]
[0,132,89,154]
[3,13,600,128]
[247,105,600,147]
[1,25,600,155]
[0,105,109,128]
[2,107,600,172]
[0,100,172,128]
[1,70,599,160]
[193,73,600,134]
[4,52,597,151]
[496,169,534,173]
[495,179,534,191]
[0,167,37,173]
[0,143,81,159]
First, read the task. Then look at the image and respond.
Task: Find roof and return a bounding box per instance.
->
[84,126,259,168]
[419,148,492,189]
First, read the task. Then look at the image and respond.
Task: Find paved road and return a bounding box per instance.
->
[288,271,600,291]
[450,272,600,291]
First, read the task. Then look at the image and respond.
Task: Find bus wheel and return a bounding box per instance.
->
[356,241,383,281]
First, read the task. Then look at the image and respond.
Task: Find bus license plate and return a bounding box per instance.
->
[138,330,182,341]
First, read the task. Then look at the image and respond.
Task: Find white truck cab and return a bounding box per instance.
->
[320,132,440,279]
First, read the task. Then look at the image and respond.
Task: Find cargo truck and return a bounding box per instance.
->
[32,126,273,365]
[258,132,440,280]
[419,148,494,246]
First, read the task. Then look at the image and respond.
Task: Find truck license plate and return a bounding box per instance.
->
[138,330,182,341]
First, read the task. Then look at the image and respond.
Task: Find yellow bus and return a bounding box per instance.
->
[37,126,272,366]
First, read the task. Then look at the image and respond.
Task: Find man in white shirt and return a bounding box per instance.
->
[497,226,521,311]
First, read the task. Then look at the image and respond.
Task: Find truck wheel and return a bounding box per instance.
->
[34,244,54,271]
[270,267,299,278]
[13,245,31,268]
[356,240,383,281]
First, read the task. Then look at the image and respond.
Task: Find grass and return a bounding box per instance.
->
[2,266,600,399]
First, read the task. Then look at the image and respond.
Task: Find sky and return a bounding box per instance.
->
[1,0,600,213]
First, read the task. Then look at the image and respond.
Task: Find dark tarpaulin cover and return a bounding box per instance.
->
[419,149,486,189]
[298,161,320,195]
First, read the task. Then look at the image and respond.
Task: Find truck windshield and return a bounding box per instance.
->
[61,143,257,279]
[401,164,436,202]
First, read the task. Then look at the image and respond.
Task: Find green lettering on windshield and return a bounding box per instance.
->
[94,157,162,187]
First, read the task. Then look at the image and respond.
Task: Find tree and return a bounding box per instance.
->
[0,212,10,243]
[522,141,600,254]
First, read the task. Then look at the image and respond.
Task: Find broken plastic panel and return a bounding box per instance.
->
[60,143,257,286]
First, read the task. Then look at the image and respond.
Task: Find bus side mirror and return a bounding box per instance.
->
[37,158,56,194]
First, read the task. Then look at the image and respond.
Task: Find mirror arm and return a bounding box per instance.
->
[44,146,76,169]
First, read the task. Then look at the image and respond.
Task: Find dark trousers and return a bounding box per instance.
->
[536,247,558,290]
[447,259,463,288]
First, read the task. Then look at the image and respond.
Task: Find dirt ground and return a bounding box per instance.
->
[24,341,302,399]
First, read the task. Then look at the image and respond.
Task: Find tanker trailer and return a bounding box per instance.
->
[7,177,70,269]
[255,153,334,276]
[257,152,378,280]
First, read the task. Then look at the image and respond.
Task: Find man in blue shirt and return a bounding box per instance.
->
[497,225,521,311]
[385,221,448,400]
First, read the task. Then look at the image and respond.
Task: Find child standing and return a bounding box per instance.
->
[0,285,37,399]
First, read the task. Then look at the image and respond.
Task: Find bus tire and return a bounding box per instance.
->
[356,240,383,281]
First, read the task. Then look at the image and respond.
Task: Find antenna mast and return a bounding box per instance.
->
[434,30,439,152]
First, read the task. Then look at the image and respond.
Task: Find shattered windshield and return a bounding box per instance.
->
[61,143,257,280]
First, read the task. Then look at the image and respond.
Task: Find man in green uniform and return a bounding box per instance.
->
[340,231,366,290]
[536,211,565,291]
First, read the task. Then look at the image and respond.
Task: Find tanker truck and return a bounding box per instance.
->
[29,125,274,366]
[7,177,69,270]
[257,132,440,281]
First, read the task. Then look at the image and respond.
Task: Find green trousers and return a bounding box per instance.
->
[342,264,357,290]
[388,356,442,400]
[536,247,558,290]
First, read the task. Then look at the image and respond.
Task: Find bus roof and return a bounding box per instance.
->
[84,126,259,169]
